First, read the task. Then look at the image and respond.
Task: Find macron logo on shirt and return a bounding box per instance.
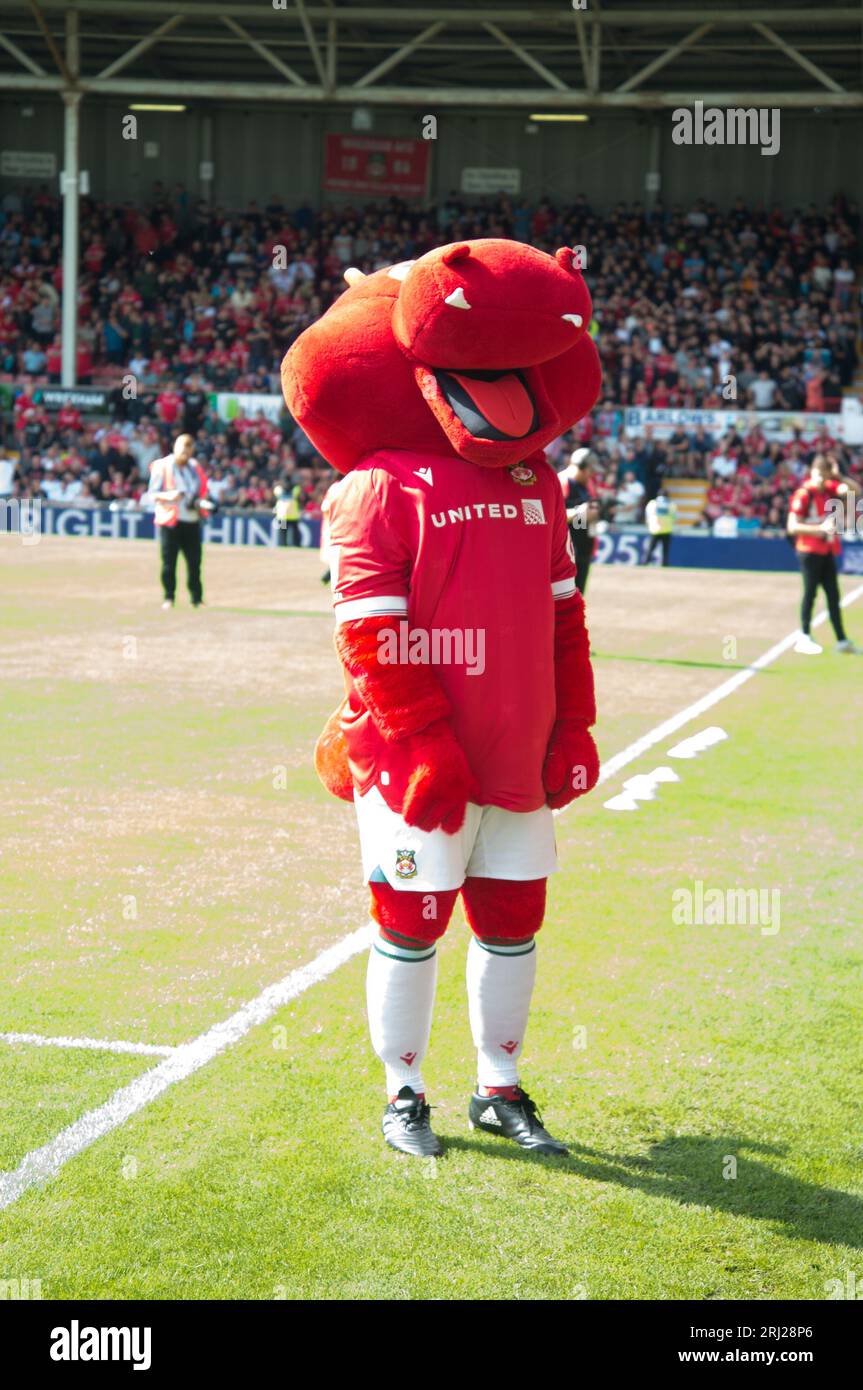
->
[429,499,546,528]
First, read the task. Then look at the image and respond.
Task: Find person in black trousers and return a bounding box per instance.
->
[788,454,860,654]
[147,433,212,609]
[160,515,203,607]
[560,447,600,595]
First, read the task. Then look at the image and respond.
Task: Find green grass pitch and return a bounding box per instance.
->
[0,536,861,1300]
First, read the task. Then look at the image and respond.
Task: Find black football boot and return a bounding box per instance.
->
[468,1087,569,1155]
[382,1086,443,1157]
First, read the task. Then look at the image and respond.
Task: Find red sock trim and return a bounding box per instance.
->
[390,1092,425,1104]
[479,1084,521,1101]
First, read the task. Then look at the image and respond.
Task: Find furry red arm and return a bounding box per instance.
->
[335,614,450,740]
[542,592,599,808]
[552,591,596,726]
[335,614,477,831]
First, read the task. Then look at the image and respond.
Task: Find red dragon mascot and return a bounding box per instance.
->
[282,238,601,1157]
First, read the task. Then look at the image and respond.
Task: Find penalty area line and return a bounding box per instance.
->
[2,584,861,1210]
[0,927,372,1210]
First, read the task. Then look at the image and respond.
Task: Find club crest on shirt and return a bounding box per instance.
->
[395,849,418,879]
[509,464,537,486]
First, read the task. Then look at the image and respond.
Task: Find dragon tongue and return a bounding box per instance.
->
[449,372,534,437]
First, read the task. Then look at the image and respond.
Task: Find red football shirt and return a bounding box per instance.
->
[157,391,182,425]
[789,478,841,555]
[329,448,578,814]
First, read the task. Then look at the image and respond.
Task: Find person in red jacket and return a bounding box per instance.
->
[788,454,861,654]
[156,382,183,429]
[283,240,601,1158]
[45,337,62,380]
[57,403,83,434]
[13,382,35,428]
[76,343,92,382]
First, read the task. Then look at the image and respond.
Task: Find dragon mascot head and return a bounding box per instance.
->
[282,238,600,475]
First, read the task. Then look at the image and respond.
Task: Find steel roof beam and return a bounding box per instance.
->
[617,22,713,94]
[1,4,859,27]
[3,73,860,107]
[482,21,569,92]
[220,14,307,86]
[95,14,184,80]
[295,0,327,89]
[352,20,445,90]
[751,20,846,94]
[0,25,45,72]
[27,0,69,81]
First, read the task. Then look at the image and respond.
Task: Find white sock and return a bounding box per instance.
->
[466,935,537,1088]
[366,931,438,1098]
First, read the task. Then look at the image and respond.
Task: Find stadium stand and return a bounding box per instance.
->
[1,188,861,530]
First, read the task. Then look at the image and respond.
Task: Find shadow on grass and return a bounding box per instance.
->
[444,1132,863,1248]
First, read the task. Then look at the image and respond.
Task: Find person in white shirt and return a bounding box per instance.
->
[749,371,777,409]
[56,472,83,502]
[146,433,213,609]
[614,470,646,524]
[710,450,737,481]
[230,281,254,311]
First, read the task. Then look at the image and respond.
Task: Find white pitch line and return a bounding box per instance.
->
[0,926,371,1210]
[2,583,861,1210]
[593,582,863,789]
[0,1032,177,1058]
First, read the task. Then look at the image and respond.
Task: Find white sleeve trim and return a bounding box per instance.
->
[334,594,409,624]
[551,577,577,600]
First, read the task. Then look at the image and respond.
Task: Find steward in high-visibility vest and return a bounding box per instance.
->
[273,481,303,547]
[147,433,213,608]
[643,493,676,567]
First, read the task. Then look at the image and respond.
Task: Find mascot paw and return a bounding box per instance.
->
[542,721,599,809]
[314,702,354,803]
[401,719,479,833]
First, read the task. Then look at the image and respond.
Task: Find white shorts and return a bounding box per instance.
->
[354,785,558,892]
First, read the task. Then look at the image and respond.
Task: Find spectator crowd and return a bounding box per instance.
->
[1,183,860,529]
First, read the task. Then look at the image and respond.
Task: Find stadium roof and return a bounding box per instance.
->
[1,1,862,108]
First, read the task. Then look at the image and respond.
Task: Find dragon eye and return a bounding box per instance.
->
[444,287,472,310]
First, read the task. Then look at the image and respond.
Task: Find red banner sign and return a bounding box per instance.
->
[323,134,430,197]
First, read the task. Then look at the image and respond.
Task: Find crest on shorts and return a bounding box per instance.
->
[395,848,418,880]
[509,464,537,486]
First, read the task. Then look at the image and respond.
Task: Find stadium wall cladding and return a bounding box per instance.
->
[8,503,863,575]
[1,100,862,208]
